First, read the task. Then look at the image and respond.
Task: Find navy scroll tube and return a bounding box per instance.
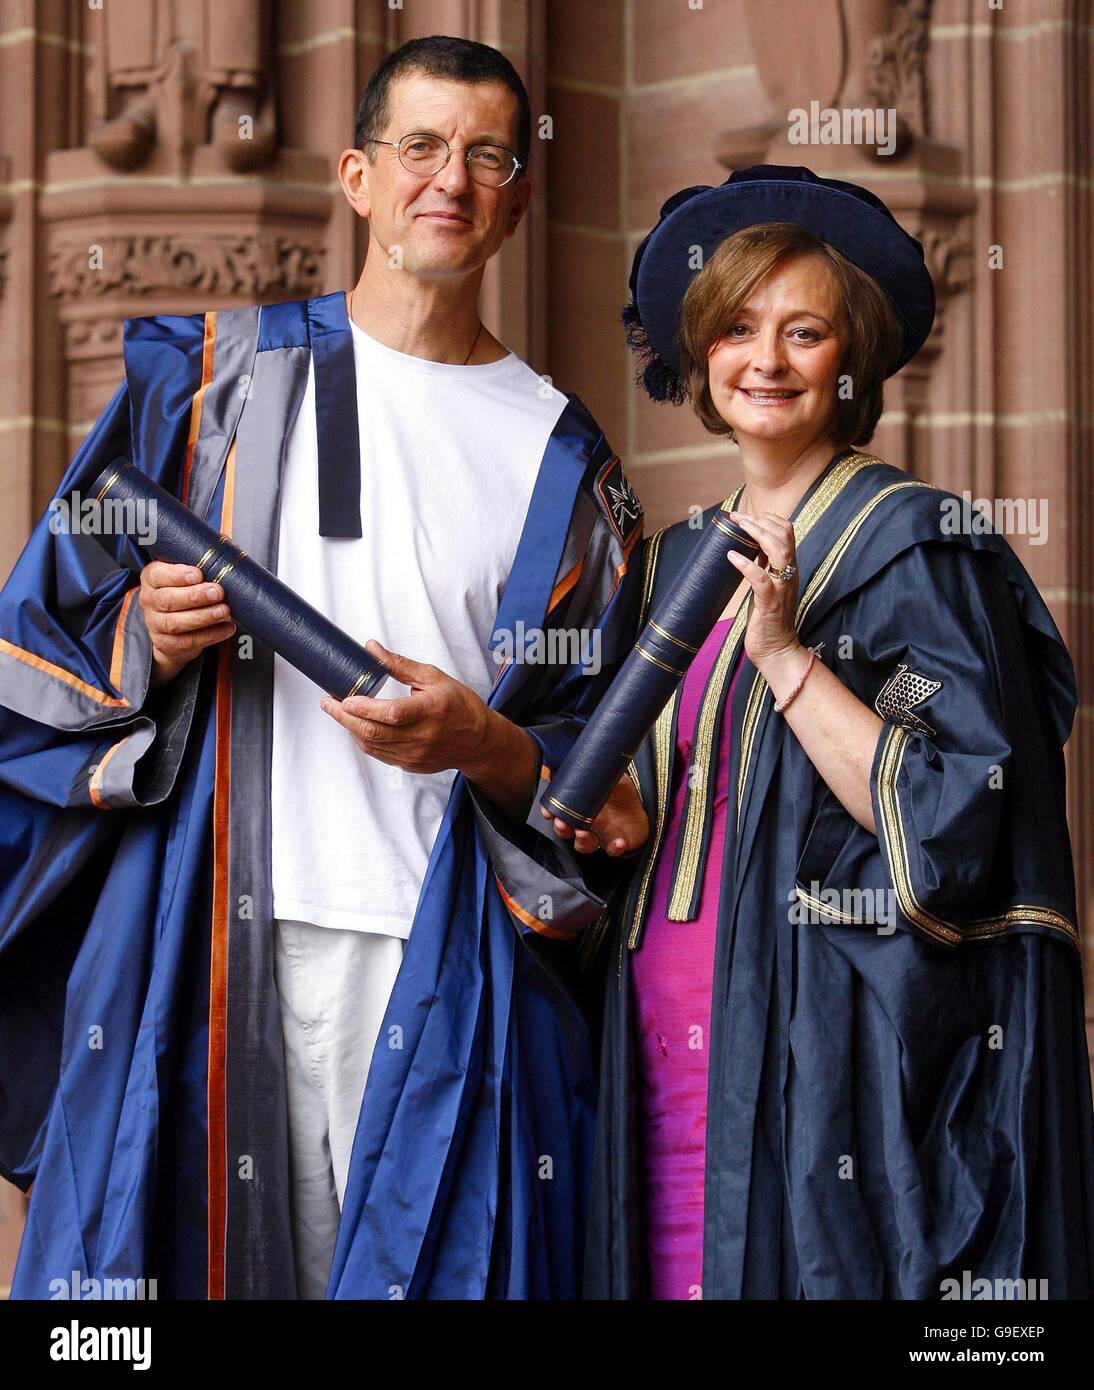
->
[540,508,758,829]
[84,459,388,702]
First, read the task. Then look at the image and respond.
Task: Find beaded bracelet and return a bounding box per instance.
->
[774,642,825,714]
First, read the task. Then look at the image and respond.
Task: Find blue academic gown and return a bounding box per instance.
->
[583,448,1094,1300]
[0,292,644,1299]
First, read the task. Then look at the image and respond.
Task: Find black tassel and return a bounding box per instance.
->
[620,299,687,405]
[620,297,648,351]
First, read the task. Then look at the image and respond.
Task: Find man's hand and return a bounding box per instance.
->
[320,641,539,822]
[140,561,235,688]
[540,772,649,858]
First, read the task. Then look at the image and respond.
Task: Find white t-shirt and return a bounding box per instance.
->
[269,318,568,937]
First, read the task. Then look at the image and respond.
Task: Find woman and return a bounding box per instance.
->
[547,165,1094,1299]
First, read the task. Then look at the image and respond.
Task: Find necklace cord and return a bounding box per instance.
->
[347,288,484,366]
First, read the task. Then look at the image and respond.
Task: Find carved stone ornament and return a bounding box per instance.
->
[49,234,325,301]
[862,0,933,158]
[89,0,277,175]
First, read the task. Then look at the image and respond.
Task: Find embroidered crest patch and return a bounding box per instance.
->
[874,662,942,738]
[595,454,643,547]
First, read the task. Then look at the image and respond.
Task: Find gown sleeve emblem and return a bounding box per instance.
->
[595,454,643,547]
[874,662,942,738]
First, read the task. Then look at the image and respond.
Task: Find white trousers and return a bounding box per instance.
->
[272,917,405,1299]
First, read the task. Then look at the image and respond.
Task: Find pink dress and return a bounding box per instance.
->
[629,617,745,1300]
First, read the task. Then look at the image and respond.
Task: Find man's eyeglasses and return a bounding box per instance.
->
[363,132,524,188]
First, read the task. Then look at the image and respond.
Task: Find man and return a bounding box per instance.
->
[0,35,646,1300]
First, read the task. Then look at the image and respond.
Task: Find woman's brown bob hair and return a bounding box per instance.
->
[678,221,904,447]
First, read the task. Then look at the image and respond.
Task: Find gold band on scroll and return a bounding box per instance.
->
[541,792,596,827]
[636,643,686,676]
[94,470,122,505]
[711,512,760,549]
[648,618,700,654]
[343,670,369,700]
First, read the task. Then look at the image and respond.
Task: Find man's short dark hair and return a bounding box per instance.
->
[353,35,531,169]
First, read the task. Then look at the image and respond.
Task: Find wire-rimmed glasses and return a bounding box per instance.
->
[363,132,524,188]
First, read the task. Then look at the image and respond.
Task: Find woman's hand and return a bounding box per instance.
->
[728,509,883,834]
[539,772,649,857]
[726,510,805,670]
